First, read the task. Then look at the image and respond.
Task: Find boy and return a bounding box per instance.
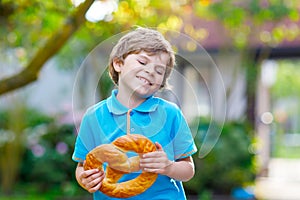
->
[72,27,197,199]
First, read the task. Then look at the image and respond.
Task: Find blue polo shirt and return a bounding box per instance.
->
[72,89,197,200]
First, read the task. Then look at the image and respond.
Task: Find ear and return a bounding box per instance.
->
[112,58,122,72]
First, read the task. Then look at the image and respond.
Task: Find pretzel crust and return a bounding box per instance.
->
[84,134,158,198]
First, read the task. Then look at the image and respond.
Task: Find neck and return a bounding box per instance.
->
[116,90,146,109]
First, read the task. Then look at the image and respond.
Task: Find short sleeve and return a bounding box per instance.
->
[172,109,197,160]
[72,110,95,163]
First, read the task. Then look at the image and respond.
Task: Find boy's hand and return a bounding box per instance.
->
[139,142,173,175]
[78,162,105,193]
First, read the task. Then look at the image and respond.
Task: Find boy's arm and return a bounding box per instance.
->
[163,156,195,182]
[140,142,195,182]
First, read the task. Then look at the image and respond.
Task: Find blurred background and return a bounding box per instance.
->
[1,0,300,199]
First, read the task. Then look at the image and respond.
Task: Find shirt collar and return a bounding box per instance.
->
[107,89,159,115]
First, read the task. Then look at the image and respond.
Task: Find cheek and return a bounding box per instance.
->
[154,77,165,87]
[120,69,139,81]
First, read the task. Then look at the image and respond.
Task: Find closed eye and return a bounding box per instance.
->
[138,60,146,65]
[155,66,165,75]
[156,70,163,75]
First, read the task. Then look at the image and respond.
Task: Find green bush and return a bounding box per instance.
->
[20,125,77,192]
[184,118,257,195]
[0,108,54,195]
[0,108,53,129]
[0,108,86,197]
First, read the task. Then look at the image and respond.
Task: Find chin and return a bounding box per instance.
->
[134,90,153,99]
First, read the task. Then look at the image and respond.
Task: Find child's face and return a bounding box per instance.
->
[114,51,169,98]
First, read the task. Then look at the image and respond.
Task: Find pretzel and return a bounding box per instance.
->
[84,134,158,198]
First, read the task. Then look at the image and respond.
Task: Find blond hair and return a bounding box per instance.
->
[108,27,175,88]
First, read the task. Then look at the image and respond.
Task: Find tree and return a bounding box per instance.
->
[0,0,181,95]
[0,0,94,95]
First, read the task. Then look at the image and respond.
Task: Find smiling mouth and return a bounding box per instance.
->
[137,76,153,86]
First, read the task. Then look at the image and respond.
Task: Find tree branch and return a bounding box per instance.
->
[0,0,94,95]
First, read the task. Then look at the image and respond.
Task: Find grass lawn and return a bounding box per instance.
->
[272,133,300,158]
[273,145,300,158]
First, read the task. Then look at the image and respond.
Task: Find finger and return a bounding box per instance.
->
[81,170,103,186]
[141,162,164,169]
[155,142,163,151]
[86,171,105,190]
[82,168,99,178]
[141,151,163,159]
[87,177,103,193]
